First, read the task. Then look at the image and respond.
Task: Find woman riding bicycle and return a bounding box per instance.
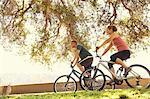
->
[96,25,131,82]
[71,40,93,73]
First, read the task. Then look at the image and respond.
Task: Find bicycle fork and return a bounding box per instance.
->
[125,69,142,86]
[126,70,141,79]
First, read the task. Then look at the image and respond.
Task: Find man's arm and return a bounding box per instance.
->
[102,42,113,56]
[71,56,76,64]
[71,50,80,65]
[74,55,79,65]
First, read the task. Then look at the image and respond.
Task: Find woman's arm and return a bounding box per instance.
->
[97,33,116,51]
[102,42,113,56]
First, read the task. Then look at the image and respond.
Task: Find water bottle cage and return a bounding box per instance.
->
[116,67,124,77]
[119,67,123,71]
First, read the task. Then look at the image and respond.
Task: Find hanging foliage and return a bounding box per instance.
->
[0,0,150,64]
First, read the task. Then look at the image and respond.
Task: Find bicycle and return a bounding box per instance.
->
[53,57,106,93]
[80,51,150,90]
[53,64,80,93]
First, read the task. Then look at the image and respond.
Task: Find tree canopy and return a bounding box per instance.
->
[0,0,150,64]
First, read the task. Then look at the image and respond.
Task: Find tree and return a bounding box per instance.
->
[0,0,150,64]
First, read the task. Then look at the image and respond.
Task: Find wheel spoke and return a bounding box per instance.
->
[104,75,115,89]
[54,75,77,93]
[80,68,105,90]
[125,64,150,88]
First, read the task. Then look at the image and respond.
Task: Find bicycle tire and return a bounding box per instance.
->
[53,75,77,93]
[105,75,115,89]
[125,64,150,89]
[80,67,106,91]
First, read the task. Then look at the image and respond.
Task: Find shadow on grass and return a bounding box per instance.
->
[0,88,150,99]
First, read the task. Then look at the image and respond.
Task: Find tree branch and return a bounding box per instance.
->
[121,0,133,16]
[108,2,117,24]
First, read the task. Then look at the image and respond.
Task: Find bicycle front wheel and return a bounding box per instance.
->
[53,75,77,93]
[125,64,150,88]
[105,75,115,89]
[80,67,106,91]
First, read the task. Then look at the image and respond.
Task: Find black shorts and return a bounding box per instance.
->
[110,50,130,62]
[80,56,93,70]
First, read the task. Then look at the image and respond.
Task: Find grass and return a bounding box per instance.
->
[1,89,150,99]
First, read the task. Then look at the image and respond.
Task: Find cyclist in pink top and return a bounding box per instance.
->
[96,25,131,81]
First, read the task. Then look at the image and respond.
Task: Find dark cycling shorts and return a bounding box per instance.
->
[80,56,93,70]
[110,50,131,62]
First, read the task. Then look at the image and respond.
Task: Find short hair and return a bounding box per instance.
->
[107,25,117,32]
[71,40,77,44]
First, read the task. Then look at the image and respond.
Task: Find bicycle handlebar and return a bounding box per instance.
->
[70,63,75,68]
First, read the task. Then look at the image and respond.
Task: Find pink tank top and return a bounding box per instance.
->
[112,36,129,51]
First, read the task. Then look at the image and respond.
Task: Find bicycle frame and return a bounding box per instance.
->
[97,59,118,78]
[70,54,140,81]
[68,65,82,79]
[97,57,140,80]
[77,55,118,78]
[70,56,94,78]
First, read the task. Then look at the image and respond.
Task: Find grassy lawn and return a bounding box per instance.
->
[1,89,150,99]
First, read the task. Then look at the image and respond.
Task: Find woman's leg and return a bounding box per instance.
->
[115,50,131,68]
[110,67,115,79]
[115,58,128,68]
[115,58,131,75]
[114,50,131,75]
[108,50,130,82]
[109,51,127,79]
[108,62,115,79]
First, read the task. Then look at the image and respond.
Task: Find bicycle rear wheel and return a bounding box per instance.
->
[125,64,150,88]
[54,75,77,93]
[80,67,106,91]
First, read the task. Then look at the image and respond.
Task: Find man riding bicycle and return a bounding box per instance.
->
[70,40,93,73]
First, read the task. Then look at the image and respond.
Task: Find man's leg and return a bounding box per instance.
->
[85,58,93,76]
[76,63,85,72]
[80,57,93,77]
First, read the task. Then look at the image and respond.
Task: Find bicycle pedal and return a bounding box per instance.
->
[88,86,93,90]
[83,77,90,80]
[106,81,115,86]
